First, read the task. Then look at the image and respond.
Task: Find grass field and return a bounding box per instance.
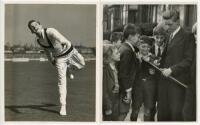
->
[5,60,95,121]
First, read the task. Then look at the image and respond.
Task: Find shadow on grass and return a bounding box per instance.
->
[5,103,59,114]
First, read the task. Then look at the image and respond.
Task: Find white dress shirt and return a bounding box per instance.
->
[155,43,165,56]
[171,26,181,39]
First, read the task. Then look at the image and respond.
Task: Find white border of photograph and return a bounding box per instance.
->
[0,0,5,124]
[99,0,199,124]
[1,0,99,125]
[0,0,199,125]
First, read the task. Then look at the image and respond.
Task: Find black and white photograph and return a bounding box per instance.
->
[103,4,197,121]
[4,4,96,121]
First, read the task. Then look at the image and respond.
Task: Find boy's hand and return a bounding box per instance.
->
[153,57,161,66]
[153,60,160,66]
[112,84,119,94]
[123,91,132,104]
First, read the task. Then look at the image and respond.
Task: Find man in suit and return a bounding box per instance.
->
[118,23,140,121]
[157,10,195,121]
[28,20,85,116]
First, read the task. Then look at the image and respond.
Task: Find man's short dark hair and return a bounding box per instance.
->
[28,20,40,33]
[162,10,179,22]
[123,23,141,40]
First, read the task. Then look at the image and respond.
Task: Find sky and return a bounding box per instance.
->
[5,4,96,47]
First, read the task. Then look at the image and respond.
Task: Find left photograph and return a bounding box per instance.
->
[4,4,96,121]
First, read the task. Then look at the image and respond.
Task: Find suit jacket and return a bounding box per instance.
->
[160,28,195,84]
[118,42,139,93]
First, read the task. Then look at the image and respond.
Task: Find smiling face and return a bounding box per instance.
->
[29,21,43,37]
[138,43,150,56]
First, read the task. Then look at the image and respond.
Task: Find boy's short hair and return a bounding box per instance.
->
[110,32,123,43]
[162,10,179,22]
[153,26,167,36]
[28,20,40,33]
[103,44,115,64]
[123,23,141,40]
[139,35,153,46]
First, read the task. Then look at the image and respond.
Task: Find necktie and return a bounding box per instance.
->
[157,47,161,57]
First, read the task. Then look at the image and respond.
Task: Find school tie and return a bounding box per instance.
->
[157,47,161,57]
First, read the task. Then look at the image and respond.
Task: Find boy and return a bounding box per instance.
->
[110,32,123,49]
[103,44,120,121]
[131,35,157,121]
[118,23,141,121]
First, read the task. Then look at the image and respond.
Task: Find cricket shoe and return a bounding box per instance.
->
[59,105,67,116]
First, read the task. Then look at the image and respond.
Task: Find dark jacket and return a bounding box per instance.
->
[150,44,165,78]
[160,28,195,84]
[135,60,156,82]
[103,64,116,111]
[118,42,139,93]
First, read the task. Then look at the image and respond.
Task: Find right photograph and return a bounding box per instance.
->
[102,4,197,121]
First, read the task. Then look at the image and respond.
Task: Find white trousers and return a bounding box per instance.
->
[55,49,85,105]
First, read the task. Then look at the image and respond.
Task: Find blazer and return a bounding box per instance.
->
[160,28,195,84]
[118,42,139,93]
[135,60,156,81]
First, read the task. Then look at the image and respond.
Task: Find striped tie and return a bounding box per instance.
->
[168,34,173,45]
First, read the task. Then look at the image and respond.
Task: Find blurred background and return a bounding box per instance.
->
[103,4,197,121]
[5,4,96,60]
[103,4,197,39]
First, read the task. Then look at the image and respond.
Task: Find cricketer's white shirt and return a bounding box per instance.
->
[37,28,72,58]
